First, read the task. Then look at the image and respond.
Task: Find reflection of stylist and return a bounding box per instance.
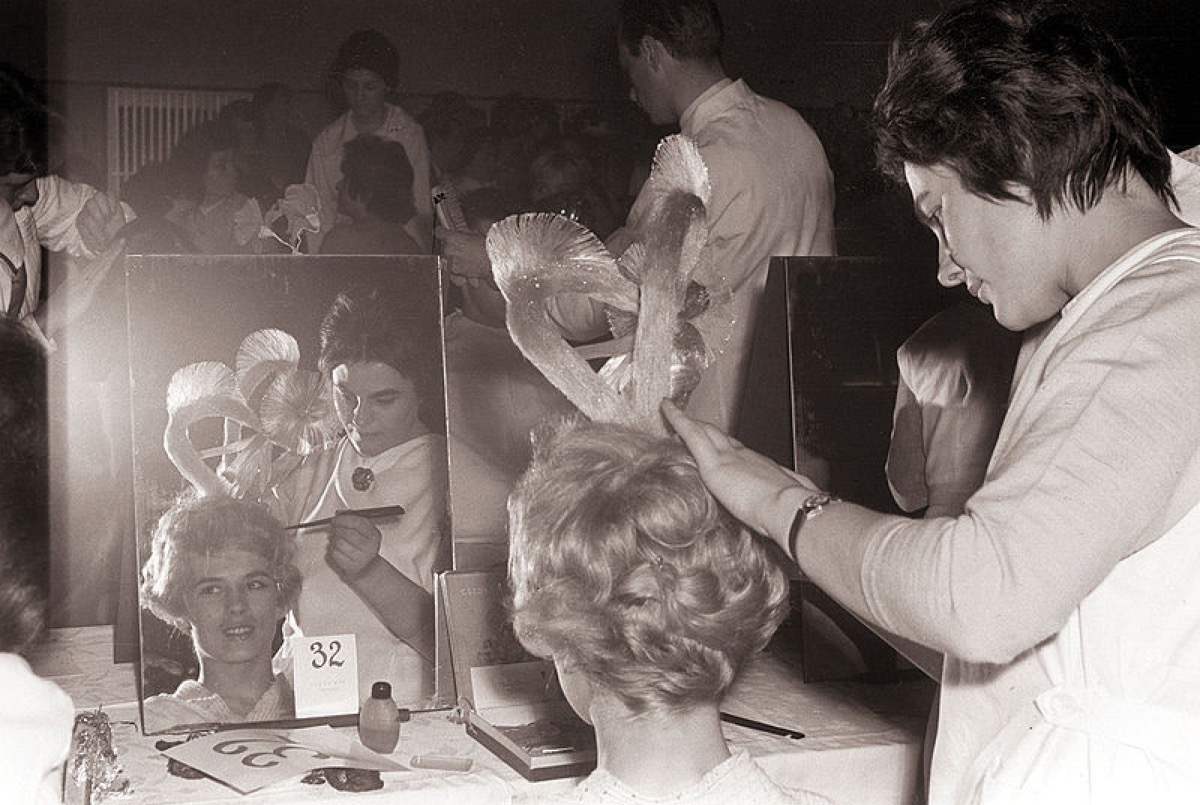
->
[665,2,1200,802]
[271,284,444,706]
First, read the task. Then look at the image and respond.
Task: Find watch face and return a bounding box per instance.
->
[804,493,833,511]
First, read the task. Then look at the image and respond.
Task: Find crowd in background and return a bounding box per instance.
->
[107,28,914,263]
[115,60,664,261]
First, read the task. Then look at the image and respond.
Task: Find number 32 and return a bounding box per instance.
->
[309,639,344,669]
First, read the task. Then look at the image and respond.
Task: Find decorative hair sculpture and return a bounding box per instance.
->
[485,135,729,435]
[497,139,791,712]
[163,328,338,502]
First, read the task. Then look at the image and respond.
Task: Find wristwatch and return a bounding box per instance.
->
[787,492,841,561]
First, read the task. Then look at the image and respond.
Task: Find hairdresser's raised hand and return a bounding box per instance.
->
[662,400,819,550]
[326,512,383,583]
[435,226,490,288]
[78,190,129,255]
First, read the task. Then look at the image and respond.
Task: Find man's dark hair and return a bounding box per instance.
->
[617,0,723,62]
[873,0,1174,218]
[341,134,416,224]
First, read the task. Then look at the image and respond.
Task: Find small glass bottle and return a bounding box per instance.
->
[358,681,401,754]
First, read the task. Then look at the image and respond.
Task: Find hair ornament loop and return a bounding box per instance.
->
[488,135,732,435]
[163,329,338,502]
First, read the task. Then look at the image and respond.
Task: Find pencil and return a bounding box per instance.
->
[720,711,805,739]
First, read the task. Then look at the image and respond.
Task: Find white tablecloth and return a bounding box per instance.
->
[32,626,932,805]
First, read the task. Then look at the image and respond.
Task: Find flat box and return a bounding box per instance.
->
[438,569,597,781]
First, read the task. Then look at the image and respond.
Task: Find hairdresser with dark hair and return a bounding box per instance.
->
[666,2,1200,802]
[270,282,509,708]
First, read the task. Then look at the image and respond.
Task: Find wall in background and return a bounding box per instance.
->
[3,1,1196,205]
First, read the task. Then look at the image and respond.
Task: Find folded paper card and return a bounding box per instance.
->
[162,727,405,794]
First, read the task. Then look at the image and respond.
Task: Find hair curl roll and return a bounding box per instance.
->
[508,417,789,713]
[0,61,48,176]
[140,494,301,632]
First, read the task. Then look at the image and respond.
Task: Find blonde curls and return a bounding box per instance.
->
[508,417,789,713]
[140,493,301,632]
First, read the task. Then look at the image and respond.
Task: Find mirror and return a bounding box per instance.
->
[745,256,953,684]
[127,253,511,733]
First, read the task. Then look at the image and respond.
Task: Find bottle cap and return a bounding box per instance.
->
[371,681,392,699]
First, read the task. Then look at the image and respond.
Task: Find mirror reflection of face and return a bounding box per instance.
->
[332,361,423,458]
[340,68,389,120]
[0,172,39,211]
[183,548,283,668]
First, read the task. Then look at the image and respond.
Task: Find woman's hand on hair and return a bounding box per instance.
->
[661,400,819,555]
[326,512,383,583]
[435,226,491,287]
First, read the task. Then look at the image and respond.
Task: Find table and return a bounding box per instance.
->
[30,626,933,804]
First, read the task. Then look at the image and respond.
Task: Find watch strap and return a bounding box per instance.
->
[787,492,841,562]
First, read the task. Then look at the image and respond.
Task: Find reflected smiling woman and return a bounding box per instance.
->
[140,495,301,733]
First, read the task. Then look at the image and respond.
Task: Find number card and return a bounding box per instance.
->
[293,633,359,718]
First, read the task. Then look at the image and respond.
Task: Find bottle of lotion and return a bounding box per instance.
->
[358,681,401,753]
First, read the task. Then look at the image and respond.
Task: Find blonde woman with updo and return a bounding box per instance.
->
[508,418,831,805]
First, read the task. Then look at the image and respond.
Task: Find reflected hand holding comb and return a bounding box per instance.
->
[285,505,406,532]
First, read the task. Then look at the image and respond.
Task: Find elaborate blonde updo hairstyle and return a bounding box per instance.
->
[508,417,790,713]
[140,493,301,632]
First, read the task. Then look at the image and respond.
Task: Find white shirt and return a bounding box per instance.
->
[848,230,1200,804]
[0,175,100,346]
[0,653,74,805]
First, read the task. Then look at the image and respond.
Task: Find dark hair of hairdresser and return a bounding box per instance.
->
[0,531,44,654]
[0,317,48,654]
[872,0,1175,219]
